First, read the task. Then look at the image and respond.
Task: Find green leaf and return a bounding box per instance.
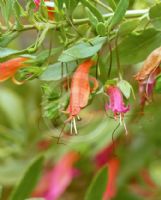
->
[149,2,161,31]
[40,62,77,81]
[111,28,161,66]
[58,37,107,62]
[57,0,64,9]
[85,7,99,28]
[64,0,79,15]
[9,155,44,200]
[0,48,25,61]
[80,0,104,22]
[117,80,132,99]
[28,47,63,65]
[109,0,129,29]
[105,0,116,10]
[96,22,106,36]
[85,167,108,200]
[119,19,140,36]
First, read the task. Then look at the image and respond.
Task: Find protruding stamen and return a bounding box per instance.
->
[73,117,78,135]
[123,119,128,135]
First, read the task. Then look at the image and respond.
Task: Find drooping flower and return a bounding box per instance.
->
[64,59,98,134]
[0,57,28,84]
[34,0,55,20]
[32,151,79,200]
[105,85,130,119]
[134,47,161,110]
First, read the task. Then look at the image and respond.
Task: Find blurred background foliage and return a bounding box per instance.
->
[1,0,161,200]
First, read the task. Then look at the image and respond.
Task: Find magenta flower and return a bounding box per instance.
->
[105,85,130,119]
[32,152,79,200]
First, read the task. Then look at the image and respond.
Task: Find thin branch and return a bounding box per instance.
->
[1,9,148,32]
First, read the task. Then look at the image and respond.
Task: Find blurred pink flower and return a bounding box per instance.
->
[105,86,130,119]
[32,151,79,200]
[94,142,115,169]
[95,142,119,200]
[103,158,120,200]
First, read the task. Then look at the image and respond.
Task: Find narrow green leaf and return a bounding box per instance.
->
[85,7,99,28]
[28,47,63,65]
[57,0,65,9]
[58,37,107,62]
[81,0,104,22]
[105,0,116,10]
[9,155,44,200]
[40,62,77,81]
[64,0,79,15]
[85,167,108,200]
[0,48,26,61]
[109,0,129,29]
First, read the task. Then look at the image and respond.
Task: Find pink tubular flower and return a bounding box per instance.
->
[32,152,79,200]
[105,85,130,119]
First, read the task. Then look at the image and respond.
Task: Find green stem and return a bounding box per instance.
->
[1,9,148,32]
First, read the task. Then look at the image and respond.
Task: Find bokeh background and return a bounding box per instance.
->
[1,0,161,200]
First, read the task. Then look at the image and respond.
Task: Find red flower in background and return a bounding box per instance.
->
[95,142,120,200]
[34,0,55,20]
[105,85,130,119]
[0,57,28,84]
[32,152,79,200]
[103,158,120,200]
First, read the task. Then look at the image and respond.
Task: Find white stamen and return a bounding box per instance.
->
[73,118,78,135]
[123,120,128,135]
[70,120,73,135]
[119,113,122,125]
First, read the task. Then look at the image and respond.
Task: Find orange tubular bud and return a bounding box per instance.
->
[65,59,96,122]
